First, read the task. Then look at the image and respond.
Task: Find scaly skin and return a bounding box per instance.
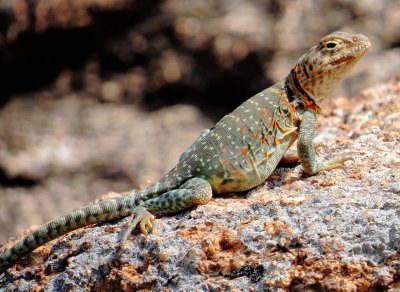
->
[0,31,370,274]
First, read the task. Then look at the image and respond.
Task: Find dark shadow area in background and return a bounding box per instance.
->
[142,51,272,120]
[0,2,271,121]
[0,167,38,187]
[0,2,158,103]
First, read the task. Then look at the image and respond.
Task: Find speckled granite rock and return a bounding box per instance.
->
[1,79,399,290]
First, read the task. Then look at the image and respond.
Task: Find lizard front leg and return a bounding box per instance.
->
[297,110,353,175]
[279,143,324,165]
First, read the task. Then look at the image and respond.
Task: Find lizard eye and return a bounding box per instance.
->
[325,42,337,49]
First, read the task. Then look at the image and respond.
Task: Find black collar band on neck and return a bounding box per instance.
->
[288,68,317,108]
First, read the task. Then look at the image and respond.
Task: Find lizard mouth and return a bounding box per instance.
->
[330,55,354,67]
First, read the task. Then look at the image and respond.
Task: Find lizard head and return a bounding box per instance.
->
[289,31,370,109]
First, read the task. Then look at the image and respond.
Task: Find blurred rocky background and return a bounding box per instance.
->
[0,0,399,242]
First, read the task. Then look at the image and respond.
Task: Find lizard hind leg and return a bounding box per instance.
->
[119,177,212,254]
[143,177,213,214]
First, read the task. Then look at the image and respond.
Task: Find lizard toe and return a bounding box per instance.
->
[139,213,155,236]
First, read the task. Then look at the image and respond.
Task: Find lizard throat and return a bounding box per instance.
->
[286,69,320,113]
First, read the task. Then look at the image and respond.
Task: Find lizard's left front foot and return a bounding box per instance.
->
[119,206,155,254]
[305,156,354,175]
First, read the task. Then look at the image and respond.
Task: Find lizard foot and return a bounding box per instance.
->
[119,206,155,255]
[315,156,355,173]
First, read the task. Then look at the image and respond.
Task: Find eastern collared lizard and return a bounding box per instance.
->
[0,31,370,274]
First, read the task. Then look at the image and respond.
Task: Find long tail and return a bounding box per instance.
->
[0,195,139,274]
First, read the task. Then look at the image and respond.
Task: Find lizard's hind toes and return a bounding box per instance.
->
[119,206,155,254]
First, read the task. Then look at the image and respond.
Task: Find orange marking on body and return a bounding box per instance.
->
[252,132,258,138]
[263,151,270,158]
[220,159,229,166]
[232,170,245,177]
[282,127,291,133]
[310,69,317,75]
[240,127,247,135]
[275,138,281,144]
[260,137,267,144]
[222,146,229,153]
[271,119,279,129]
[241,147,248,157]
[289,104,296,112]
[296,74,302,81]
[260,108,269,117]
[302,95,318,112]
[248,157,257,168]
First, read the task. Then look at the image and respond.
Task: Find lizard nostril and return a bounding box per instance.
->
[352,36,359,42]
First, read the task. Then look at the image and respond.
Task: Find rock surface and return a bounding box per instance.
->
[1,79,399,290]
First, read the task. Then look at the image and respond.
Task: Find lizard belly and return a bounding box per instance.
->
[209,175,261,193]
